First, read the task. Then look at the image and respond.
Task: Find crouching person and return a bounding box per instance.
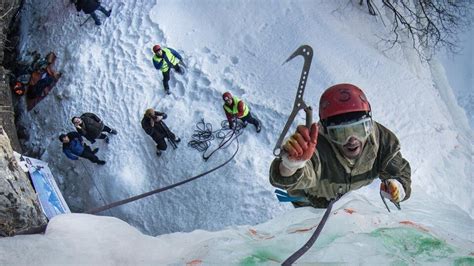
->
[59,132,105,165]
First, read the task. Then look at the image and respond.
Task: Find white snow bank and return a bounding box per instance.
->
[1,195,472,265]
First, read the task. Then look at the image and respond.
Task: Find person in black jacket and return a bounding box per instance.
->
[59,132,105,165]
[72,0,111,26]
[141,108,180,156]
[71,113,117,144]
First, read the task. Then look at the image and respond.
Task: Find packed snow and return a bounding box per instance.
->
[1,0,472,264]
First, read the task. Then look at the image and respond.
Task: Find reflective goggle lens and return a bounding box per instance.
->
[327,118,373,145]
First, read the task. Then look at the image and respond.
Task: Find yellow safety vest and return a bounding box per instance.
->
[223,96,249,118]
[152,48,180,72]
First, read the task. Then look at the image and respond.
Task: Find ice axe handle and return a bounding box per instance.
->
[304,106,312,128]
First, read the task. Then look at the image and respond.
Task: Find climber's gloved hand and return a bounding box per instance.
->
[380,179,406,203]
[228,116,238,129]
[281,123,318,171]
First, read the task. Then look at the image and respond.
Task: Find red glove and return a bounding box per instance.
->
[281,123,318,170]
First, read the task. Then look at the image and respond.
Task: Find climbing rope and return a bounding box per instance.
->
[80,160,113,216]
[282,195,341,265]
[85,129,240,215]
[187,119,214,153]
[188,119,244,160]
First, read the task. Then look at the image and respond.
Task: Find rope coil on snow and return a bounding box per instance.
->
[188,119,244,160]
[187,119,215,153]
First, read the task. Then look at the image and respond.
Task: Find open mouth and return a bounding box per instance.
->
[342,143,362,158]
[347,146,359,152]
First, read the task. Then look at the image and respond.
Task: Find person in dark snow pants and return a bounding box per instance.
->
[151,44,183,95]
[141,108,181,156]
[72,0,111,26]
[59,132,106,165]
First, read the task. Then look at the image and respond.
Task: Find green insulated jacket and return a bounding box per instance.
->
[269,122,411,208]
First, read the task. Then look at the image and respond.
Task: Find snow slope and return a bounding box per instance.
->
[1,199,473,264]
[438,25,474,128]
[3,0,472,263]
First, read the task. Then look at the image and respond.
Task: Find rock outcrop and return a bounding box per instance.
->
[0,127,47,236]
[0,0,48,236]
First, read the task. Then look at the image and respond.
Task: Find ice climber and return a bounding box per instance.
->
[71,113,117,144]
[141,108,181,156]
[151,44,183,95]
[222,91,261,133]
[269,83,411,208]
[72,0,111,26]
[59,132,106,165]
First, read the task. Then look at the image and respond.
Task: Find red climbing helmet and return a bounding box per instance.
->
[153,44,162,53]
[319,83,371,121]
[222,91,233,101]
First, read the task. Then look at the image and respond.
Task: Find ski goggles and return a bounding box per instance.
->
[326,117,373,145]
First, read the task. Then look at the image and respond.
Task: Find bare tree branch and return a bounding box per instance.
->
[0,1,15,20]
[360,0,474,60]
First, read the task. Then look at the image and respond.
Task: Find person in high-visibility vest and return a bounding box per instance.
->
[152,44,183,95]
[222,91,261,133]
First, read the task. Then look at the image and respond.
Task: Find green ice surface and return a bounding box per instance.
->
[239,249,280,266]
[454,257,474,266]
[371,227,457,262]
[238,232,344,265]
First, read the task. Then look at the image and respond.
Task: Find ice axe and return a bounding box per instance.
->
[380,180,402,212]
[273,45,314,157]
[276,45,340,266]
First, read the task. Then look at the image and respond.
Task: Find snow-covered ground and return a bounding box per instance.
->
[1,0,472,264]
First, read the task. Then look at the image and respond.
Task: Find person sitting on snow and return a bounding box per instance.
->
[71,113,117,144]
[151,44,183,95]
[269,83,411,208]
[141,108,181,156]
[222,91,261,133]
[20,52,61,99]
[59,132,106,165]
[72,0,111,26]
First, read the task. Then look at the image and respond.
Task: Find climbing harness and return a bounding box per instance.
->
[274,189,308,203]
[188,119,244,161]
[85,128,240,214]
[276,45,401,264]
